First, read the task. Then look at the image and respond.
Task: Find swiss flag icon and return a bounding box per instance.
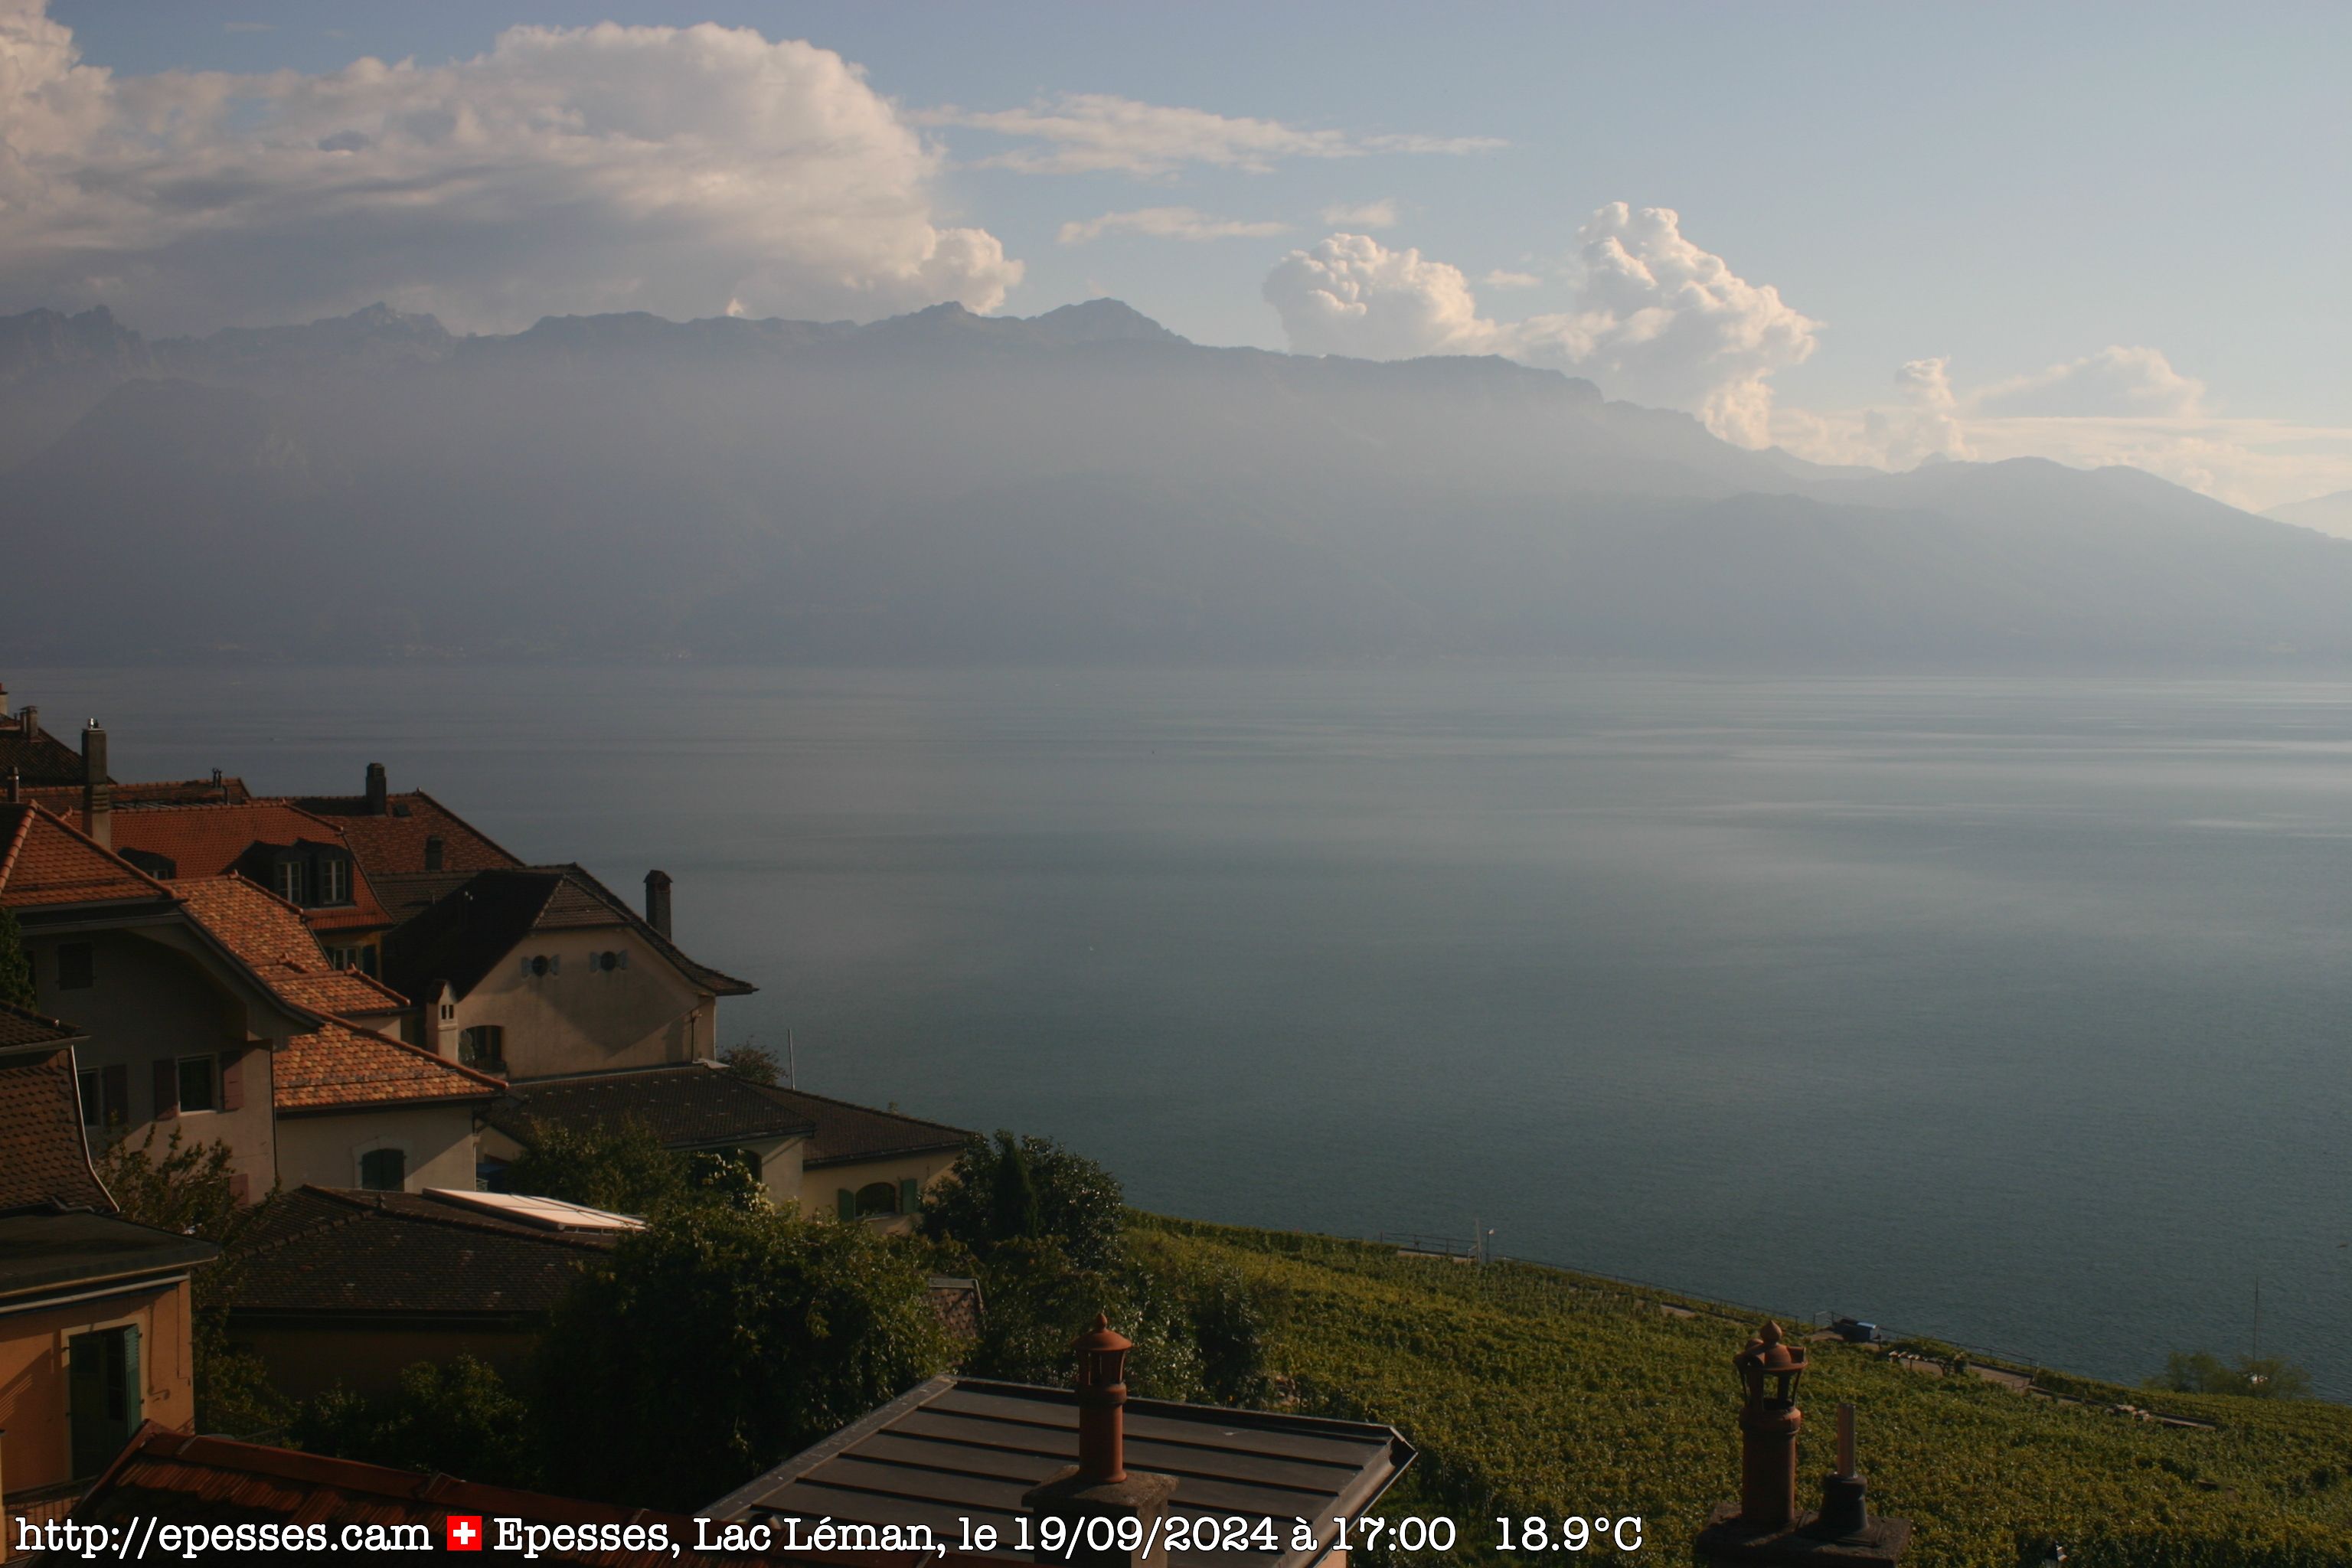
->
[446,1516,485,1551]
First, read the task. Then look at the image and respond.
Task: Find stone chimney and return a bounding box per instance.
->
[1021,1316,1175,1568]
[644,870,673,939]
[18,705,37,742]
[80,720,112,850]
[1695,1324,1909,1564]
[423,834,445,872]
[366,762,388,815]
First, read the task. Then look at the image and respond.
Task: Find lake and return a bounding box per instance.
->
[24,664,2351,1399]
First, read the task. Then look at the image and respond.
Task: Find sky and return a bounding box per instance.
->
[10,0,2351,510]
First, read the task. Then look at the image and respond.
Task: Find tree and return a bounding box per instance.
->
[0,905,34,1010]
[535,1202,953,1511]
[720,1042,779,1085]
[2147,1349,2313,1400]
[295,1356,535,1488]
[499,1119,688,1216]
[94,1129,289,1436]
[922,1131,1123,1272]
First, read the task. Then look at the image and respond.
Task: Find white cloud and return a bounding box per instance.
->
[921,93,1501,178]
[1263,204,1820,446]
[1481,269,1542,289]
[1968,345,2206,418]
[1057,207,1289,246]
[1318,198,1398,230]
[0,2,1021,332]
[1770,351,2352,512]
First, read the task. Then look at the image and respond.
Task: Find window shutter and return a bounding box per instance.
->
[152,1059,178,1119]
[899,1178,920,1214]
[67,1333,106,1478]
[122,1323,142,1426]
[837,1188,855,1223]
[218,1050,243,1112]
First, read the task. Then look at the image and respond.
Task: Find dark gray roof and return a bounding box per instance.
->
[752,1084,970,1168]
[0,1004,86,1051]
[705,1377,1413,1567]
[489,1065,818,1152]
[381,864,754,1001]
[0,1210,217,1304]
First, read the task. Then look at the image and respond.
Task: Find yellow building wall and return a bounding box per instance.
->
[805,1149,963,1233]
[449,928,714,1083]
[0,1279,194,1494]
[273,1102,479,1194]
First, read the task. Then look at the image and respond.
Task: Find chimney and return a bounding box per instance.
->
[423,834,445,872]
[19,705,36,742]
[1694,1324,1909,1564]
[644,870,673,939]
[428,981,459,1060]
[80,720,112,851]
[1021,1316,1175,1568]
[365,762,388,815]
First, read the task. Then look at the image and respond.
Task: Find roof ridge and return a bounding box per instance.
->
[755,1081,971,1135]
[11,803,178,902]
[0,806,32,890]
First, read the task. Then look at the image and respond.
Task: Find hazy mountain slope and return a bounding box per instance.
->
[2,300,2347,665]
[2268,488,2352,540]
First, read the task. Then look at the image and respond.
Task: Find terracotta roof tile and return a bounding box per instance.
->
[0,717,89,788]
[273,1018,502,1112]
[21,777,252,812]
[488,1065,816,1152]
[0,803,176,909]
[0,1001,86,1052]
[0,1040,111,1212]
[289,789,524,877]
[384,865,753,1002]
[106,802,391,932]
[166,875,496,1114]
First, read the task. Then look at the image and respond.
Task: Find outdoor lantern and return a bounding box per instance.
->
[1735,1321,1808,1408]
[1071,1313,1134,1484]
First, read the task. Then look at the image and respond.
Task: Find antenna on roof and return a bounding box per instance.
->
[786,1027,796,1089]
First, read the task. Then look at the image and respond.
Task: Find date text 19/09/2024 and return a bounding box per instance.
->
[691,1514,1646,1557]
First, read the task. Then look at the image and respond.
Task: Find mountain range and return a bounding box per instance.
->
[3,299,2348,665]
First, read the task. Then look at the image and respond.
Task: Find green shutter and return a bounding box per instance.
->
[837,1188,855,1223]
[122,1322,141,1428]
[899,1178,920,1214]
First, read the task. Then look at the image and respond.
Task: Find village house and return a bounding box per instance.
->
[1,804,321,1200]
[0,1026,217,1536]
[294,763,524,880]
[168,875,503,1193]
[479,1063,970,1223]
[383,864,754,1082]
[707,1318,1416,1568]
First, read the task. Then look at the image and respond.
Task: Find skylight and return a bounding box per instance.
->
[422,1188,644,1231]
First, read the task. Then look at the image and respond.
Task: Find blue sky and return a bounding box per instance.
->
[21,1,2352,508]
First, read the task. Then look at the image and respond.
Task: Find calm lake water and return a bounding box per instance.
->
[28,665,2352,1399]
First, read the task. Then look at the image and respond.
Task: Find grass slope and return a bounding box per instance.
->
[1130,1217,2352,1567]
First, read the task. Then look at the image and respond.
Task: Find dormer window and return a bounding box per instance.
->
[274,861,303,903]
[316,857,351,906]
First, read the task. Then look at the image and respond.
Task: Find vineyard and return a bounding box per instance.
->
[1129,1217,2352,1568]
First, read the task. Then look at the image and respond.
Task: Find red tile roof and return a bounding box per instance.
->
[0,803,176,909]
[274,1018,503,1113]
[0,714,89,788]
[105,802,392,932]
[0,1040,110,1211]
[71,1426,786,1568]
[21,776,253,812]
[290,789,524,877]
[384,865,753,1002]
[168,875,497,1115]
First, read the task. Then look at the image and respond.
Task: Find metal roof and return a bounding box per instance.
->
[705,1377,1414,1568]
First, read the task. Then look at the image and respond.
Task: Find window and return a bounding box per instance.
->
[176,1056,217,1114]
[523,953,560,978]
[273,861,303,904]
[458,1025,506,1073]
[316,858,351,905]
[57,942,94,990]
[68,1325,139,1478]
[79,1070,101,1127]
[359,1148,407,1191]
[594,949,629,973]
[854,1181,900,1217]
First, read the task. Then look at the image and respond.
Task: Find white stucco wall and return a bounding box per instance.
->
[273,1102,479,1194]
[449,926,714,1082]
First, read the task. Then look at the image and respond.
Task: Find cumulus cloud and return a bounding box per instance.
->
[1481,269,1542,289]
[1263,204,1820,446]
[1769,349,2352,512]
[1057,207,1288,245]
[1968,345,2206,418]
[0,2,1021,332]
[1319,198,1398,229]
[921,93,1501,178]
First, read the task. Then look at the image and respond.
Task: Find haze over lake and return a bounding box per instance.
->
[35,663,2351,1400]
